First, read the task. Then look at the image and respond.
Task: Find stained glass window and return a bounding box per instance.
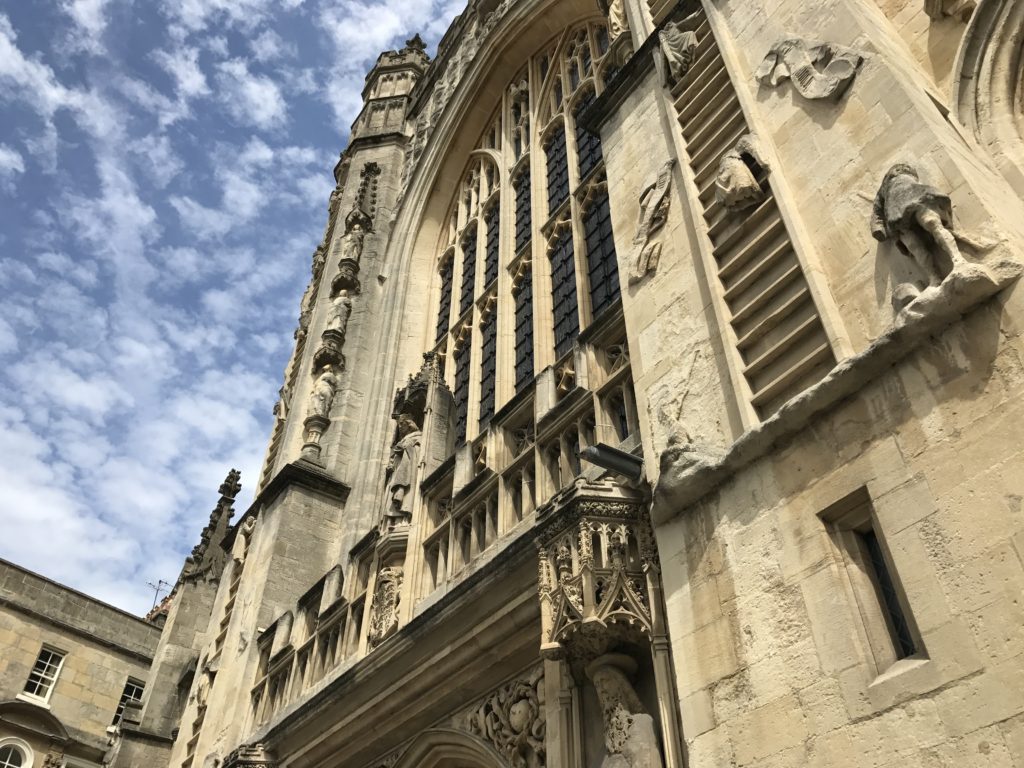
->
[484,206,500,287]
[514,270,534,391]
[459,227,477,316]
[454,341,471,443]
[583,189,620,318]
[549,227,579,359]
[479,311,497,425]
[436,256,454,343]
[545,127,569,214]
[514,171,532,254]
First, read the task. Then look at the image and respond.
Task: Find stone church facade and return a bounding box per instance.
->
[99,0,1024,766]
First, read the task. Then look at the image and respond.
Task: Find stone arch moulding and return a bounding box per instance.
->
[391,728,506,768]
[953,0,1024,195]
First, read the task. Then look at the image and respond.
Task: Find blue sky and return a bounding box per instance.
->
[0,0,463,615]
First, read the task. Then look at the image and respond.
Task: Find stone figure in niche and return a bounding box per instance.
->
[715,134,770,211]
[367,566,403,646]
[586,654,663,768]
[925,0,976,21]
[325,290,353,337]
[871,163,966,308]
[308,365,339,419]
[629,160,675,284]
[755,38,864,101]
[658,17,699,85]
[598,0,629,41]
[338,208,372,264]
[385,413,422,527]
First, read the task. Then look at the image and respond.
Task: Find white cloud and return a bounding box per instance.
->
[61,0,115,52]
[0,143,25,191]
[215,58,287,130]
[153,44,210,98]
[250,29,293,62]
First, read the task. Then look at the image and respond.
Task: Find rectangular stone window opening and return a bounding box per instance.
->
[23,645,65,702]
[820,488,923,675]
[112,678,145,725]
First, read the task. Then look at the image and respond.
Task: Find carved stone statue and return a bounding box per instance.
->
[385,413,422,526]
[659,19,698,85]
[325,290,352,336]
[598,0,629,41]
[715,134,770,211]
[755,38,864,101]
[925,0,976,20]
[367,566,403,646]
[629,161,675,284]
[337,208,372,265]
[871,163,966,301]
[308,365,339,419]
[586,654,663,768]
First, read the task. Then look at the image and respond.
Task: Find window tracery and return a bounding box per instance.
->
[421,19,625,598]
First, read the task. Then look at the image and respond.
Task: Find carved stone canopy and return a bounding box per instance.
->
[313,329,347,373]
[537,481,661,661]
[223,743,277,768]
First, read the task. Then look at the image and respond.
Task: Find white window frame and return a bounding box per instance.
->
[20,645,67,704]
[0,737,34,768]
[111,677,146,725]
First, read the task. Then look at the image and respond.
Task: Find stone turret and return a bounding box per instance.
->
[349,35,430,145]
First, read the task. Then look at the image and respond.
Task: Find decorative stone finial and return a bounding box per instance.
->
[404,34,427,52]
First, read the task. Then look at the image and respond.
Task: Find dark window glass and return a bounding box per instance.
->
[460,227,477,315]
[436,257,454,343]
[514,171,532,253]
[454,342,471,443]
[514,270,534,391]
[574,92,602,180]
[861,529,917,659]
[545,127,569,215]
[484,206,500,287]
[479,311,497,426]
[549,228,579,359]
[583,190,620,318]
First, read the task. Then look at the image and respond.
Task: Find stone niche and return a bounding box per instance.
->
[535,480,681,768]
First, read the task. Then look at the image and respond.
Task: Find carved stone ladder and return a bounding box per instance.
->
[668,8,837,418]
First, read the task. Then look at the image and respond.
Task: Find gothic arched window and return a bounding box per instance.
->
[421,23,634,593]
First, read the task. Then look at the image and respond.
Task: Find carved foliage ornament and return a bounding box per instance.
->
[755,38,864,101]
[464,667,546,768]
[368,566,403,646]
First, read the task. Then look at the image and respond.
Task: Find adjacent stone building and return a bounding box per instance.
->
[26,0,1024,766]
[0,559,161,768]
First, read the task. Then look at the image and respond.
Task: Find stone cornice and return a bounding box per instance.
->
[225,460,350,549]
